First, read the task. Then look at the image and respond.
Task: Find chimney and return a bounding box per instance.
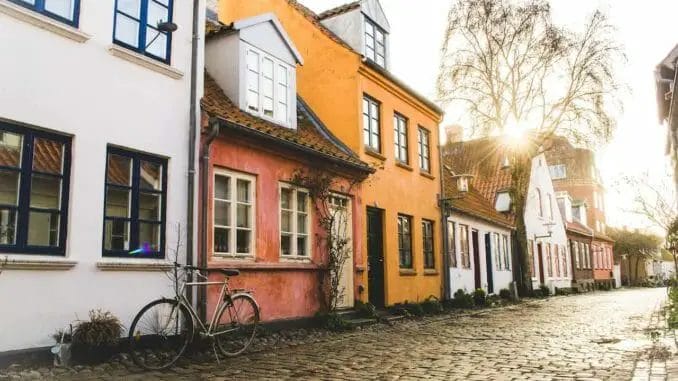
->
[445,124,463,143]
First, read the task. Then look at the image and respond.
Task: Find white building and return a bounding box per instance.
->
[443,173,515,295]
[0,0,204,352]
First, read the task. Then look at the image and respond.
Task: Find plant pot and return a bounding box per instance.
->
[71,343,116,365]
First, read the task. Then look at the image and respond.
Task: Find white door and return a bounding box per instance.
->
[331,195,354,309]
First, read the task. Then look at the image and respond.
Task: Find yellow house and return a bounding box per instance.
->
[217,0,444,307]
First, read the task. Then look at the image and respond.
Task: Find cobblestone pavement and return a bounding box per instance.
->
[2,288,676,380]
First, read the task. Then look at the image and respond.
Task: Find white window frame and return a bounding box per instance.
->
[495,191,511,212]
[279,183,312,259]
[243,44,294,128]
[364,17,386,67]
[212,168,256,258]
[549,164,566,180]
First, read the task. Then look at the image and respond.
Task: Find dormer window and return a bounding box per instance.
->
[364,18,386,67]
[495,191,511,212]
[245,45,292,126]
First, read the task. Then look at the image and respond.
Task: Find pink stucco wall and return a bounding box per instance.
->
[200,131,365,322]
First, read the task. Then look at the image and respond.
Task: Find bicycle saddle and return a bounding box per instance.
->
[213,268,240,276]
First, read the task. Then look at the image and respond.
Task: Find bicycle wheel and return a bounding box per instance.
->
[213,294,259,356]
[128,298,194,370]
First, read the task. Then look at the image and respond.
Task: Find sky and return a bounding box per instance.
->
[301,0,678,234]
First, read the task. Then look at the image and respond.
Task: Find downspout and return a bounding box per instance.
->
[439,146,450,301]
[199,117,220,321]
[185,0,201,305]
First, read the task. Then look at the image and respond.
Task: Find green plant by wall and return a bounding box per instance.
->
[472,288,487,306]
[354,300,379,319]
[539,285,551,297]
[71,310,122,364]
[316,312,353,332]
[499,288,512,300]
[421,296,444,315]
[449,289,474,308]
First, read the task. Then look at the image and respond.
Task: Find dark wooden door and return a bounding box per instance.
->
[472,230,481,290]
[537,243,545,284]
[367,207,385,308]
[484,233,494,293]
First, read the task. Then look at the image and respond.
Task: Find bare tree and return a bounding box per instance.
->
[437,0,625,295]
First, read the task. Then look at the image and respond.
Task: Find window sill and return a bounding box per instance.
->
[395,161,413,171]
[419,171,435,180]
[96,259,173,272]
[108,44,183,80]
[0,255,77,270]
[211,254,256,262]
[364,148,386,161]
[214,262,321,271]
[280,256,312,264]
[424,269,439,276]
[0,0,89,42]
[399,268,417,276]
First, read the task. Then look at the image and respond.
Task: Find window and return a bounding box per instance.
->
[280,185,310,258]
[554,245,561,277]
[585,244,591,269]
[244,47,292,126]
[422,220,434,269]
[459,224,470,269]
[363,96,381,152]
[213,170,255,257]
[397,214,413,268]
[548,164,567,180]
[103,147,166,258]
[536,188,543,217]
[393,113,408,164]
[546,244,553,277]
[364,17,386,67]
[528,239,535,275]
[114,0,173,63]
[0,124,71,255]
[493,233,501,271]
[447,220,456,268]
[548,194,554,221]
[418,127,431,173]
[502,234,510,270]
[10,0,80,26]
[562,245,568,277]
[572,240,579,269]
[495,191,511,212]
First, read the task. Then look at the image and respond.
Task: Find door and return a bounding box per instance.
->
[537,243,545,284]
[332,195,354,309]
[472,230,481,290]
[366,207,385,308]
[484,233,494,293]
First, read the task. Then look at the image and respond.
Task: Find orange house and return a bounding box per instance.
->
[218,0,444,307]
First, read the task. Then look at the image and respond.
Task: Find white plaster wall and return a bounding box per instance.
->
[0,0,205,351]
[205,33,240,104]
[447,215,513,295]
[525,154,571,293]
[240,21,297,65]
[320,9,363,55]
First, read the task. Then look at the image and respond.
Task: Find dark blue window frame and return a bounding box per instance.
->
[0,121,72,256]
[102,146,167,259]
[9,0,81,27]
[112,0,174,64]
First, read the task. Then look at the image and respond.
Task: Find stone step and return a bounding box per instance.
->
[345,317,378,328]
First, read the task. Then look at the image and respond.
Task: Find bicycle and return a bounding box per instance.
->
[128,262,260,370]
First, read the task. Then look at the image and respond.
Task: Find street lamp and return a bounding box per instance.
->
[534,221,556,240]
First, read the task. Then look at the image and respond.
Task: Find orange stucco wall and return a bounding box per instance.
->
[218,1,444,305]
[201,131,364,321]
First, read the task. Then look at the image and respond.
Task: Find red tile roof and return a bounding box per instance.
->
[202,74,372,174]
[566,220,593,237]
[443,170,514,229]
[317,1,361,20]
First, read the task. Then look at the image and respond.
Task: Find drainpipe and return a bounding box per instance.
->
[198,117,220,321]
[185,0,201,305]
[439,146,450,301]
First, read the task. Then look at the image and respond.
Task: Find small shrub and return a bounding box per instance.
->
[354,300,379,319]
[389,303,411,317]
[421,296,443,315]
[71,310,122,364]
[472,288,487,306]
[316,312,353,332]
[52,329,72,344]
[498,288,512,300]
[404,303,425,317]
[450,289,474,308]
[539,285,551,297]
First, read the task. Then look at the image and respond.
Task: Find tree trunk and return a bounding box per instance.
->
[634,256,641,285]
[511,154,533,296]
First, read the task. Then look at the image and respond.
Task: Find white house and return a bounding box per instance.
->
[442,171,515,295]
[0,0,204,352]
[526,154,571,293]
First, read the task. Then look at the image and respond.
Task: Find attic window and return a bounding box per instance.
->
[549,164,566,180]
[495,191,511,212]
[501,156,510,168]
[245,46,292,127]
[364,18,386,67]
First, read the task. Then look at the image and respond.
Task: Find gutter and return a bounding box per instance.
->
[439,144,450,301]
[198,117,220,321]
[185,0,201,306]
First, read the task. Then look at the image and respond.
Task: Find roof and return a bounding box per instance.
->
[593,233,615,243]
[206,13,304,65]
[287,0,357,52]
[443,169,514,229]
[317,1,361,19]
[443,137,523,224]
[565,220,593,237]
[201,73,372,174]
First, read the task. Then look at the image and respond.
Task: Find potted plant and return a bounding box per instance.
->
[71,310,122,364]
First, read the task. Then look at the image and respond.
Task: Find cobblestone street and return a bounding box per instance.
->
[3,288,676,380]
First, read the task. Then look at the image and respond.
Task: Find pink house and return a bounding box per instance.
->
[199,16,372,323]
